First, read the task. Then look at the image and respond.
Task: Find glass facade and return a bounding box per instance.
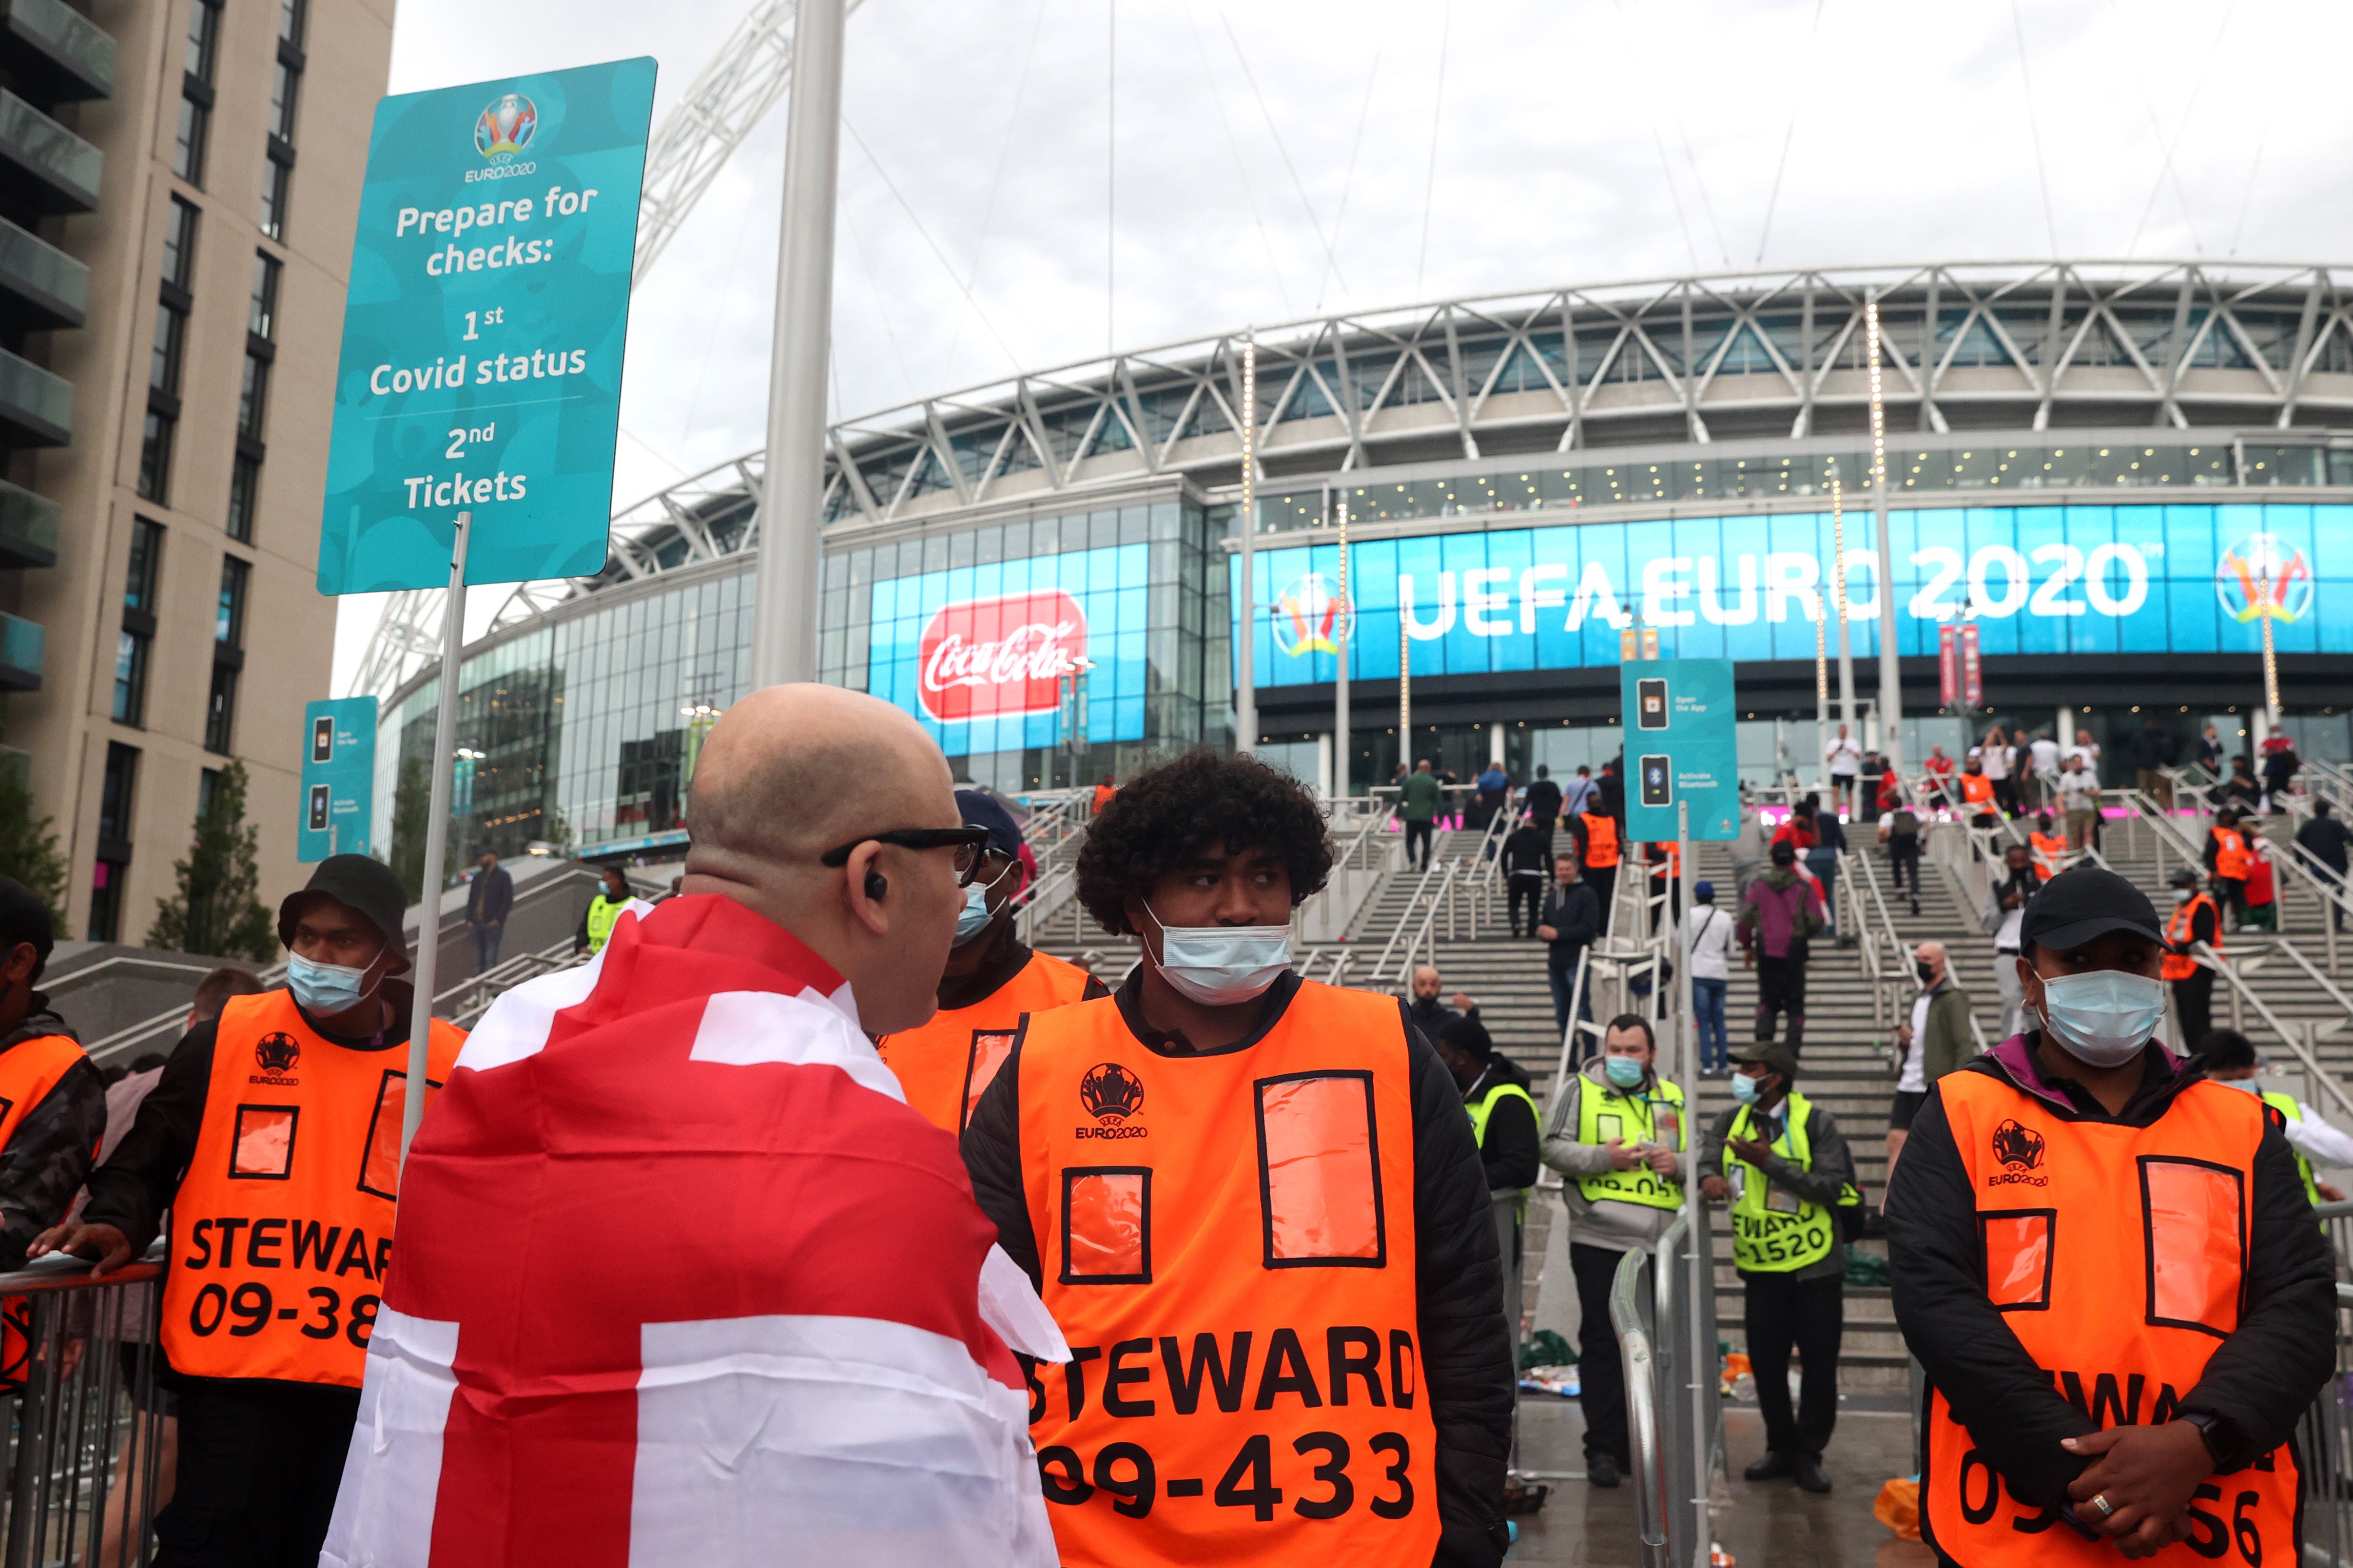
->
[379,496,1230,865]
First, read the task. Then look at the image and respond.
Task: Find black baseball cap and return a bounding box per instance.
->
[277,855,412,972]
[1438,1014,1495,1061]
[955,788,1024,863]
[0,876,53,977]
[2018,866,2165,952]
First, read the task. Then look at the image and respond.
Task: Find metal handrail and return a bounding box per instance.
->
[1610,1244,1671,1568]
[1369,858,1457,982]
[2194,941,2353,1124]
[2262,936,2353,1026]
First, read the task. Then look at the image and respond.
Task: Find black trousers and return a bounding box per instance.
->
[1404,819,1434,868]
[1886,839,1921,894]
[1742,1269,1843,1460]
[1572,1242,1633,1467]
[1584,865,1617,924]
[1755,956,1807,1047]
[156,1380,362,1568]
[2173,968,2216,1053]
[1508,877,1544,936]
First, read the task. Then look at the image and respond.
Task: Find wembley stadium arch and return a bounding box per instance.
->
[373,260,2353,862]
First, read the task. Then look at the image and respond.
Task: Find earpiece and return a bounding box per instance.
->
[866,871,888,901]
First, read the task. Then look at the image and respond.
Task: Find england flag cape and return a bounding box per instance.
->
[321,894,1067,1568]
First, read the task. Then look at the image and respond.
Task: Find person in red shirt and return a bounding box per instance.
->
[1772,794,1822,853]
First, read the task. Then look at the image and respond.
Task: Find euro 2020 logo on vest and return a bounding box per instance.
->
[253,1032,300,1082]
[1988,1118,2047,1187]
[1077,1061,1147,1141]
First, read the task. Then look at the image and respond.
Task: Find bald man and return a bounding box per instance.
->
[323,685,1067,1568]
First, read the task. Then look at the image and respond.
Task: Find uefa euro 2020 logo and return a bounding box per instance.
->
[2215,532,2313,624]
[473,94,538,161]
[1272,573,1355,658]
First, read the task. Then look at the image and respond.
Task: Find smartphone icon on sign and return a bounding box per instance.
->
[1640,755,1672,808]
[1636,677,1668,730]
[311,716,335,763]
[308,784,331,832]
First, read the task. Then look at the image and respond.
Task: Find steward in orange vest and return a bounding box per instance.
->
[41,855,465,1568]
[2030,818,2069,881]
[1887,867,2333,1566]
[0,876,105,1388]
[875,790,1104,1135]
[959,750,1516,1568]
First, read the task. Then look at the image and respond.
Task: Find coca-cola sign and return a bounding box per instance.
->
[915,590,1089,723]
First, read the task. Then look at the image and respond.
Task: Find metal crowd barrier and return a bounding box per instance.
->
[0,1252,168,1568]
[1611,1208,1722,1568]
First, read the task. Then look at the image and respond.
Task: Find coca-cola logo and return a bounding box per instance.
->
[915,590,1089,722]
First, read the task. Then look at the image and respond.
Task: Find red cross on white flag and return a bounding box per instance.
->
[320,895,1065,1568]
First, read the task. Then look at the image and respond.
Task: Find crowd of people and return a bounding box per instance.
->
[0,695,2333,1566]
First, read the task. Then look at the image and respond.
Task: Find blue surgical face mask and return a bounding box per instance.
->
[1604,1055,1646,1090]
[287,952,377,1014]
[2214,1075,2260,1095]
[954,882,996,945]
[2036,968,2167,1068]
[1142,903,1291,1006]
[1731,1071,1766,1104]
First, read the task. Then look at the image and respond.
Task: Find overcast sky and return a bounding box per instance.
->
[333,0,2353,690]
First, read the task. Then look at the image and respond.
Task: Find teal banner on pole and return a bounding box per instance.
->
[317,57,656,595]
[1620,658,1740,842]
[299,697,377,861]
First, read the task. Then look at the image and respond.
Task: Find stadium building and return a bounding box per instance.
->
[372,261,2353,863]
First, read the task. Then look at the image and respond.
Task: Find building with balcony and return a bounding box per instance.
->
[0,0,389,941]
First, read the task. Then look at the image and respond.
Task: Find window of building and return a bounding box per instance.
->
[206,554,247,754]
[227,252,282,543]
[197,766,221,820]
[91,743,140,943]
[175,0,220,186]
[140,199,198,506]
[113,520,163,726]
[260,0,305,240]
[215,554,248,647]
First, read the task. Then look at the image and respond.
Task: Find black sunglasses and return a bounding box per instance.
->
[818,826,997,886]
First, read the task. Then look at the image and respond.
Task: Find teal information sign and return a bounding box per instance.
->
[300,697,377,861]
[317,57,656,594]
[1620,657,1740,842]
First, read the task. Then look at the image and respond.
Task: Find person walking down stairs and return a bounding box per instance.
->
[1739,843,1824,1052]
[1400,759,1442,871]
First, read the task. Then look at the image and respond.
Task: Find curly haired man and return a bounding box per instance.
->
[960,748,1515,1568]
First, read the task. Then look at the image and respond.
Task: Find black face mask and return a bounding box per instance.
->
[1916,961,1936,984]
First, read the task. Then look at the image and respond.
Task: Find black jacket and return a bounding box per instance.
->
[1501,826,1551,879]
[1539,882,1603,971]
[961,970,1514,1568]
[467,866,513,925]
[1886,1042,2334,1514]
[1522,779,1563,824]
[1467,1055,1538,1191]
[2296,815,2353,874]
[0,1001,105,1272]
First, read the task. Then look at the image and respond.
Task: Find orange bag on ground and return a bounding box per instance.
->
[1874,1477,1921,1540]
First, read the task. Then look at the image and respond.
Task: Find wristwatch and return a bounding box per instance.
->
[2178,1411,2223,1461]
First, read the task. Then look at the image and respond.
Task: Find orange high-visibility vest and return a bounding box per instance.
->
[1961,774,1994,806]
[1650,843,1679,882]
[2030,832,2068,880]
[0,1033,90,1393]
[1016,986,1440,1568]
[2213,828,2252,881]
[1582,812,1620,869]
[160,991,465,1387]
[875,948,1096,1135]
[2163,893,2221,983]
[1919,1067,2299,1568]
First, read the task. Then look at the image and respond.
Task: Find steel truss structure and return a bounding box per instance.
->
[363,260,2353,701]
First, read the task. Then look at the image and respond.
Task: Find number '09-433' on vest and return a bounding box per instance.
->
[1015,984,1439,1568]
[1919,1071,2300,1568]
[160,991,465,1387]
